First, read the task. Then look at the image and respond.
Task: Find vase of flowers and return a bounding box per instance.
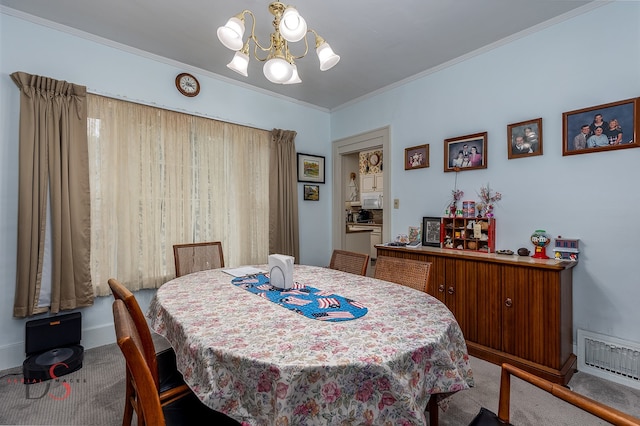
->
[477,183,502,218]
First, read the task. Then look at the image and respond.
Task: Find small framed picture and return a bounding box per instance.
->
[297,153,325,183]
[421,217,441,247]
[408,226,421,243]
[444,132,487,172]
[405,144,429,170]
[562,97,639,156]
[303,184,319,201]
[507,118,543,159]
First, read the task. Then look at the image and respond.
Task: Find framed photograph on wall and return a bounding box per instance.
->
[297,153,325,183]
[303,184,319,201]
[444,132,487,172]
[404,144,429,170]
[507,118,543,159]
[421,217,441,247]
[562,97,639,156]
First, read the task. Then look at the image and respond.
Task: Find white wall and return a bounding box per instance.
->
[0,11,332,369]
[331,2,640,347]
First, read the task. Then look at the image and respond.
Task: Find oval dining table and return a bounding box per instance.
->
[147,264,474,426]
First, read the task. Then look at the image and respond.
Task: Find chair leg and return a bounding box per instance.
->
[428,395,439,425]
[497,365,512,423]
[122,371,134,426]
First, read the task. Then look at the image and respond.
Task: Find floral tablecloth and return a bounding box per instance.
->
[148,265,474,426]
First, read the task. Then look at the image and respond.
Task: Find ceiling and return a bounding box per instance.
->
[1,0,599,110]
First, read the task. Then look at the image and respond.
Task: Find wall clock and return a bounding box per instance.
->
[175,73,200,97]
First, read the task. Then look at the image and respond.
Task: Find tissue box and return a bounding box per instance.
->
[268,254,294,290]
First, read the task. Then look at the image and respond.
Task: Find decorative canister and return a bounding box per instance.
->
[462,201,475,218]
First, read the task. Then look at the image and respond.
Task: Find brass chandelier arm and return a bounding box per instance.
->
[284,32,310,61]
[285,30,328,61]
[309,29,328,49]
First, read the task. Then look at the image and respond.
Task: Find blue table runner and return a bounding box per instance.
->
[231,273,368,322]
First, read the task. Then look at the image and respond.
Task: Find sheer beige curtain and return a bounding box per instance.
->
[269,129,299,260]
[87,95,270,296]
[11,72,93,318]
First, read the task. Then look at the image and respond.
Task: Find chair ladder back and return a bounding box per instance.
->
[373,256,431,293]
[113,299,165,426]
[173,242,225,277]
[108,278,160,389]
[329,250,370,276]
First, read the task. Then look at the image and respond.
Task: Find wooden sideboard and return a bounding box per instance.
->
[376,245,577,385]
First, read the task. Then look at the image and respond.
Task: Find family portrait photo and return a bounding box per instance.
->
[507,118,543,159]
[562,97,639,156]
[444,132,487,172]
[404,144,429,170]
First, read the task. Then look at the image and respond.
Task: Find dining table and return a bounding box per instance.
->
[147,264,474,426]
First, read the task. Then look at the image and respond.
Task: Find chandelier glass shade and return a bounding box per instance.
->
[217,2,340,84]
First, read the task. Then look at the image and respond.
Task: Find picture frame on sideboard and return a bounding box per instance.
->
[421,217,441,247]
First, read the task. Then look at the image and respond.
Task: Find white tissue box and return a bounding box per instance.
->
[268,254,294,290]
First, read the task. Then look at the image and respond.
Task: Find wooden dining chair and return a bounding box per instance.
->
[173,241,225,277]
[469,363,640,426]
[373,256,431,293]
[328,249,370,276]
[108,278,190,425]
[112,299,241,426]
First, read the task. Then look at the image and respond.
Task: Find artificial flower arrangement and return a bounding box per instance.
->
[476,183,502,217]
[448,168,463,216]
[449,189,464,216]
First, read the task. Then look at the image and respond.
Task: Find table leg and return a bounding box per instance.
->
[428,395,439,426]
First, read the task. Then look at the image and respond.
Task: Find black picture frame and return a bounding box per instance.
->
[562,97,639,156]
[444,132,488,172]
[421,217,441,247]
[297,153,326,183]
[303,184,319,201]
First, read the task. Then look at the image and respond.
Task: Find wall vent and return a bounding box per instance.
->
[577,329,640,390]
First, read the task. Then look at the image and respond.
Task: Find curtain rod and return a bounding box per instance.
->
[86,87,270,133]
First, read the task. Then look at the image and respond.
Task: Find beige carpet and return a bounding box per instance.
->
[440,356,640,425]
[1,336,638,425]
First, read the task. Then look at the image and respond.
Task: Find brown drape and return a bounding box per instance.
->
[269,129,300,261]
[11,71,93,318]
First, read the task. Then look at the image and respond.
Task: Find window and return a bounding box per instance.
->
[87,95,270,295]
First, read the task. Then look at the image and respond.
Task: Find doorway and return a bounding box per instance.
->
[332,127,390,254]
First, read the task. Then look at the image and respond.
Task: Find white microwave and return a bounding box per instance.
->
[362,194,382,209]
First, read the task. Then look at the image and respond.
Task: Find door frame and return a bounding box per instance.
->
[332,127,391,250]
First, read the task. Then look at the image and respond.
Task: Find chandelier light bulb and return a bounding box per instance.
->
[263,57,294,84]
[217,17,245,51]
[316,42,340,71]
[280,7,307,42]
[283,64,302,84]
[226,51,249,77]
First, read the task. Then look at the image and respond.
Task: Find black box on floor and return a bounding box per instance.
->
[23,312,84,382]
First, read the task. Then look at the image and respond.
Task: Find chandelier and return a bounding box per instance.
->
[216,2,340,85]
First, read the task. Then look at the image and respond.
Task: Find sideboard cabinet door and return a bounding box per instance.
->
[375,245,576,385]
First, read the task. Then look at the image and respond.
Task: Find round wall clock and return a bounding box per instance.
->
[369,153,380,166]
[175,73,200,97]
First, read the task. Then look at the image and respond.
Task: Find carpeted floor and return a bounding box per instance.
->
[1,335,639,425]
[440,356,640,425]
